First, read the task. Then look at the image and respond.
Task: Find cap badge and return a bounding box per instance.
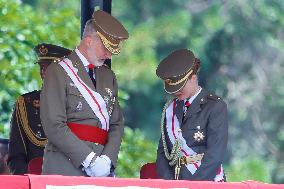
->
[39,45,48,55]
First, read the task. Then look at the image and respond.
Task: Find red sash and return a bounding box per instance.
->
[67,122,108,145]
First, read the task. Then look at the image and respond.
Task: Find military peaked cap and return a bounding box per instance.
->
[156,49,200,94]
[34,43,72,64]
[93,10,129,55]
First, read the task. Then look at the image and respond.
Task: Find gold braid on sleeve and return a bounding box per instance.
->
[16,96,47,147]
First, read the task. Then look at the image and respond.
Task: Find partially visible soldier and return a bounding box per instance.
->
[7,44,71,175]
[0,138,9,174]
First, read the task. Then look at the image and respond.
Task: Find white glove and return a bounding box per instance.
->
[86,155,111,177]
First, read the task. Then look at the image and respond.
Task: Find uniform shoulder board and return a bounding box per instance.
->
[53,57,64,63]
[102,64,110,69]
[207,93,222,101]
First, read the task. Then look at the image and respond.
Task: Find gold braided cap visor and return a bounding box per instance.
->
[165,69,193,86]
[97,31,121,55]
[164,69,194,94]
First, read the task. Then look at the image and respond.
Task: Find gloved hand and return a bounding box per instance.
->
[85,155,111,177]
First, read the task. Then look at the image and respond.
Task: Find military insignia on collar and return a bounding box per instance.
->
[193,129,204,142]
[36,131,42,138]
[104,88,116,116]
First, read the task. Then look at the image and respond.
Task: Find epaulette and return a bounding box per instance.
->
[207,93,222,101]
[15,94,47,147]
[53,57,64,63]
[102,64,110,69]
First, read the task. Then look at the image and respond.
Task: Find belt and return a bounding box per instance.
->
[181,153,204,164]
[67,122,108,145]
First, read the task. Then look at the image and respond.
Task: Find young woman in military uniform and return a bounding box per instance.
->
[156,49,228,181]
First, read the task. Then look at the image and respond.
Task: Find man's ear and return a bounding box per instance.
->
[84,36,93,47]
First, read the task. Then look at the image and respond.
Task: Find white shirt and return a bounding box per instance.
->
[184,87,202,112]
[75,48,95,79]
[74,48,96,168]
[75,48,111,169]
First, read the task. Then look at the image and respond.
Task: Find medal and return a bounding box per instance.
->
[193,125,204,142]
[76,101,83,111]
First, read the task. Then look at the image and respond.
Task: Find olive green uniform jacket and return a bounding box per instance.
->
[40,51,124,176]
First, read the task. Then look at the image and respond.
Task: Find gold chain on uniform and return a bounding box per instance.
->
[16,96,47,147]
[160,98,183,170]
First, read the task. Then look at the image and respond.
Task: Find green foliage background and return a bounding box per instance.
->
[1,0,284,183]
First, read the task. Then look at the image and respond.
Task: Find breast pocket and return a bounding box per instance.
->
[67,85,85,113]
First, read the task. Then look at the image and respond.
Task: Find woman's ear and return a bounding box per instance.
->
[191,74,198,82]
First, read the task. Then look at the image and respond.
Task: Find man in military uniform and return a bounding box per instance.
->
[40,10,128,176]
[7,44,71,175]
[155,49,228,181]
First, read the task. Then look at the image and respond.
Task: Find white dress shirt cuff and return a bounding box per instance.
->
[82,152,96,168]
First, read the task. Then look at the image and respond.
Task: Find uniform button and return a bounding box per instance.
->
[37,124,42,127]
[36,131,42,137]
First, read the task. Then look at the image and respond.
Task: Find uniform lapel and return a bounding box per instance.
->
[173,99,184,125]
[183,89,207,122]
[68,52,96,91]
[94,66,103,95]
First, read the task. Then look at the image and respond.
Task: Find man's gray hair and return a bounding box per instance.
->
[82,19,97,38]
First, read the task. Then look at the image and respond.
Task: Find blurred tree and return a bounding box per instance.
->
[202,0,284,183]
[112,0,224,138]
[226,157,271,183]
[116,127,156,178]
[0,0,80,137]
